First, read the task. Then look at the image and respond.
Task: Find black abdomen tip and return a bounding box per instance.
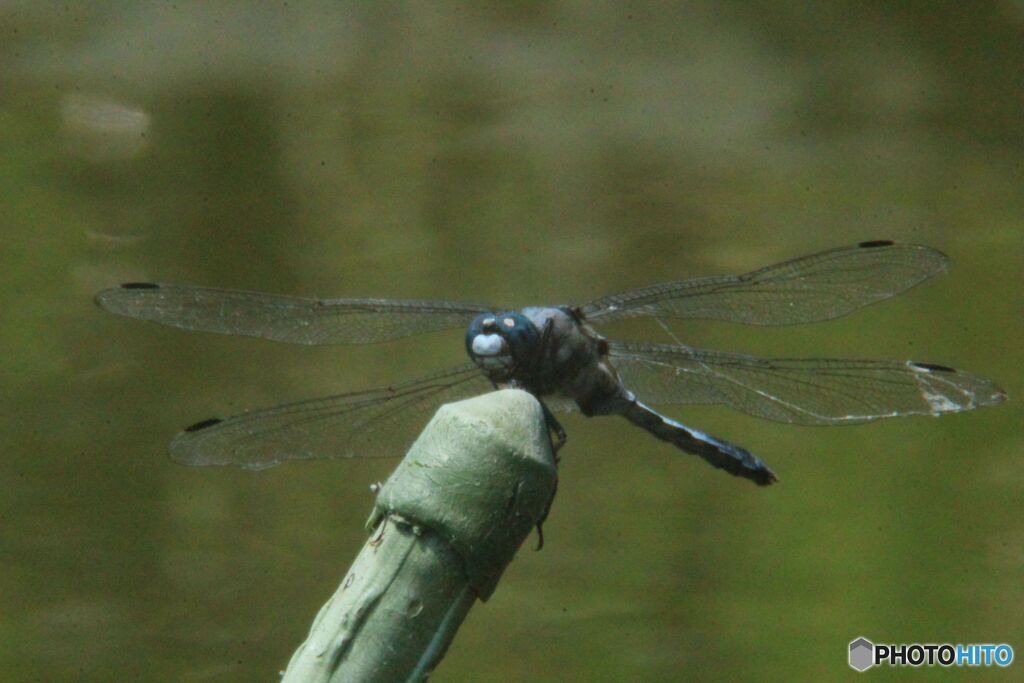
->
[912,361,955,373]
[121,282,160,290]
[756,467,779,486]
[184,417,223,432]
[858,240,894,248]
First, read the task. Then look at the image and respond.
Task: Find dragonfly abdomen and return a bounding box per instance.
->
[617,397,778,486]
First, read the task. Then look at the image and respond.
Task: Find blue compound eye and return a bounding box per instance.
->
[496,312,541,353]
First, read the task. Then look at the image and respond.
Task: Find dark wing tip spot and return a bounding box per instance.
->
[912,361,956,373]
[858,239,894,248]
[121,282,160,290]
[184,417,223,432]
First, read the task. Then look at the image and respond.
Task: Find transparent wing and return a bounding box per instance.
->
[583,241,948,325]
[168,364,494,469]
[95,283,493,345]
[610,341,1005,425]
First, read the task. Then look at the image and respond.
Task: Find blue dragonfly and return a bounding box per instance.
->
[95,241,1005,485]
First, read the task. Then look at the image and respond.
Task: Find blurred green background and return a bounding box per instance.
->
[2,2,1021,681]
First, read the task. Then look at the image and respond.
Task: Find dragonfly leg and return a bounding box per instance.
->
[533,397,564,550]
[539,398,567,461]
[533,473,558,551]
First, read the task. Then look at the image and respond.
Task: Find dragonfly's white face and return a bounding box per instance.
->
[469,328,505,359]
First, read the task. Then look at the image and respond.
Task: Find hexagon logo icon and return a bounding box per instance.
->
[849,637,875,672]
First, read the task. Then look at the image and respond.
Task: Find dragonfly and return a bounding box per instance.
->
[95,240,1005,485]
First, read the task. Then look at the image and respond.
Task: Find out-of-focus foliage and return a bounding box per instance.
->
[1,2,1020,681]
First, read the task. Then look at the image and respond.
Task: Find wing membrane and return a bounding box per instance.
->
[95,283,492,345]
[168,364,493,468]
[584,242,948,325]
[610,341,1005,425]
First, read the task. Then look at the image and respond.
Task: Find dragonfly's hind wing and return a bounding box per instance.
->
[584,242,948,326]
[169,364,493,469]
[609,342,1005,425]
[96,284,494,345]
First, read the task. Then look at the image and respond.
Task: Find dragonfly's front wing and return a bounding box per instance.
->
[96,283,493,345]
[583,241,948,326]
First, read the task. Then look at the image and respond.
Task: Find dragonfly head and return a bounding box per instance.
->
[465,311,541,377]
